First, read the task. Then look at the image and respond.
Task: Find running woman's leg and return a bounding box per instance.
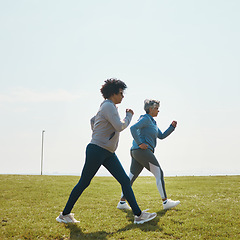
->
[103,153,142,216]
[131,149,167,200]
[62,144,110,215]
[120,154,144,201]
[129,151,144,185]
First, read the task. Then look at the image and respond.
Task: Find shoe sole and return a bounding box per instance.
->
[56,217,80,224]
[163,201,180,210]
[117,206,131,210]
[134,214,157,224]
[56,217,68,223]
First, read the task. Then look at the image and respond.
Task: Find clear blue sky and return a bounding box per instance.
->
[0,0,239,176]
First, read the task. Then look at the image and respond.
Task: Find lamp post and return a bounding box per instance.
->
[41,130,45,175]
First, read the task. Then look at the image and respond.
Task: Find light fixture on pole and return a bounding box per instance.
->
[41,130,45,175]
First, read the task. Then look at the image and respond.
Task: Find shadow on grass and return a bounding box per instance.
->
[65,210,167,239]
[65,224,109,240]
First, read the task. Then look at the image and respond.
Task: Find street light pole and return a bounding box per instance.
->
[41,130,45,175]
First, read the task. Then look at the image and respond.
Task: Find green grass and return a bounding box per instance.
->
[1,175,239,239]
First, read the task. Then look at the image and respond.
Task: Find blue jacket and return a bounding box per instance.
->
[130,114,175,152]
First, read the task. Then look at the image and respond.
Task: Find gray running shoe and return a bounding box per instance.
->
[56,212,80,223]
[134,209,157,224]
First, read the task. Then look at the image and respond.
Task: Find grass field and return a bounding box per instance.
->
[1,175,239,239]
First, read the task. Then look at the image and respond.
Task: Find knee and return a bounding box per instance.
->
[76,177,91,190]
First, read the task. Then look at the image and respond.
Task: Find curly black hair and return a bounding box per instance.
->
[100,78,127,99]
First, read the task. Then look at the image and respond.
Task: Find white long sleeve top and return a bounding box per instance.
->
[90,99,133,153]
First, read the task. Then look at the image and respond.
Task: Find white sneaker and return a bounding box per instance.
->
[134,209,157,224]
[163,199,180,210]
[56,212,80,223]
[117,201,131,210]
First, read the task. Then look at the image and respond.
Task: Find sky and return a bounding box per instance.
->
[0,0,239,177]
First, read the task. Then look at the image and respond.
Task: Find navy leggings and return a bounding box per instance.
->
[63,143,141,216]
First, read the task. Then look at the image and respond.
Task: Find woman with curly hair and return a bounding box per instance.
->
[56,79,157,224]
